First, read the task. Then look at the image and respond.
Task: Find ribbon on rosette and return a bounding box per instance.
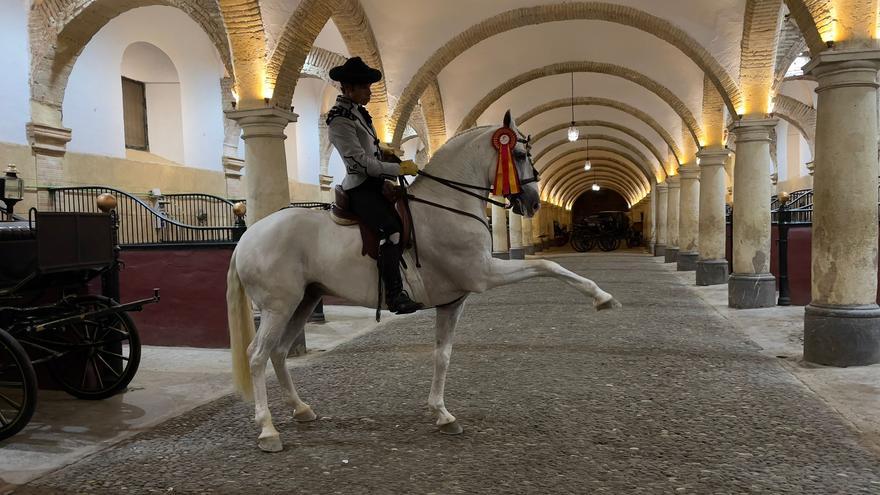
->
[491,127,521,196]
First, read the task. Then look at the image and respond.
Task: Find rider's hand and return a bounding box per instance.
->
[399,160,419,176]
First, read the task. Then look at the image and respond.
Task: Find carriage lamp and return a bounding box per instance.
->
[0,164,23,216]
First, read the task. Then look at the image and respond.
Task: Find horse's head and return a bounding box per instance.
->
[498,111,540,217]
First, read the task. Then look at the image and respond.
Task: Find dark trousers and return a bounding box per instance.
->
[347,178,402,240]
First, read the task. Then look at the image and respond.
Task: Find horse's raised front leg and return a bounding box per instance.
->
[429,296,467,435]
[485,259,621,310]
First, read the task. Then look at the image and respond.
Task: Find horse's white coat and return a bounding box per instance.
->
[227,115,619,451]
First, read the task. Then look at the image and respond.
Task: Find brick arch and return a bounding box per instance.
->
[455,61,704,147]
[420,79,447,155]
[300,46,347,83]
[557,169,642,205]
[516,97,682,166]
[782,0,833,54]
[389,2,744,146]
[267,0,391,139]
[739,0,785,115]
[561,175,641,207]
[565,180,638,209]
[541,153,651,197]
[540,148,652,202]
[545,158,649,204]
[772,94,816,150]
[29,0,232,125]
[530,120,666,171]
[533,135,658,181]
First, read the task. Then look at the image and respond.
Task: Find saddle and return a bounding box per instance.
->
[331,183,413,260]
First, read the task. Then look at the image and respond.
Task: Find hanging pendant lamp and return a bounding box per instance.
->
[567,73,579,142]
[583,134,591,171]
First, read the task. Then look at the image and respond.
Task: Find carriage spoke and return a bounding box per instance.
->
[95,354,122,378]
[0,391,22,409]
[92,358,105,390]
[97,349,129,361]
[0,410,10,426]
[0,380,24,388]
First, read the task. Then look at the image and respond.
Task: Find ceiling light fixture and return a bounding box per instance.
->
[567,73,579,142]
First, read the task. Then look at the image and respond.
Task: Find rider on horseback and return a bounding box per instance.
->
[327,57,424,315]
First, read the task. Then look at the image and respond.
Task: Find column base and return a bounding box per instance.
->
[728,273,776,309]
[695,259,729,286]
[664,247,679,263]
[654,244,666,257]
[676,251,698,271]
[492,251,510,260]
[804,303,880,367]
[509,248,525,260]
[525,245,535,255]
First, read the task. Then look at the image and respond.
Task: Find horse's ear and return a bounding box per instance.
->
[503,110,513,129]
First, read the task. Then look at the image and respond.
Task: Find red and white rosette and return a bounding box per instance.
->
[491,128,521,196]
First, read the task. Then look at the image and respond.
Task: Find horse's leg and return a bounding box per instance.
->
[249,308,296,452]
[485,259,620,310]
[429,296,467,435]
[270,291,321,423]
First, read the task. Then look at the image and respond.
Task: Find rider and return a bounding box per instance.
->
[326,57,424,315]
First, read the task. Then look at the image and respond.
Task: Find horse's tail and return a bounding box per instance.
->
[227,248,256,402]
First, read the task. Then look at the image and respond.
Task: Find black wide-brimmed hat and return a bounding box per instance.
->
[329,57,382,84]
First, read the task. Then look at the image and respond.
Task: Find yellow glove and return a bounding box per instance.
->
[399,160,419,176]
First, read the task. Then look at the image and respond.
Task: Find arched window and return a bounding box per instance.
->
[121,42,184,163]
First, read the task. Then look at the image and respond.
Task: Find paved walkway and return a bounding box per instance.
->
[14,253,880,494]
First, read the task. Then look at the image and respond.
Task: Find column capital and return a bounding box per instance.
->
[319,174,334,191]
[804,49,880,87]
[26,122,72,157]
[678,165,700,181]
[222,156,244,178]
[666,175,681,188]
[728,118,778,144]
[656,182,669,192]
[697,148,732,167]
[225,107,298,140]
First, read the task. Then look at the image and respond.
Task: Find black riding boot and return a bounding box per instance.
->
[380,242,424,314]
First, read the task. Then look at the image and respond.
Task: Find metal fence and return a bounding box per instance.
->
[49,186,241,247]
[163,193,239,228]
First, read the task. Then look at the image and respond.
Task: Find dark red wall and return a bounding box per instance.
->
[119,247,233,348]
[572,190,629,225]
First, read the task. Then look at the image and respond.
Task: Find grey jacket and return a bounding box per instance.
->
[327,96,400,190]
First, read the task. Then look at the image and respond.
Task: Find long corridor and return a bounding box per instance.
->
[18,253,880,494]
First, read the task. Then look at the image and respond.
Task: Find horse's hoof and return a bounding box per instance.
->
[258,434,283,453]
[596,298,622,311]
[438,420,463,435]
[294,405,317,422]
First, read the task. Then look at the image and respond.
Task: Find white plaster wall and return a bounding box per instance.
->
[286,77,326,184]
[64,6,225,170]
[121,42,185,164]
[314,19,350,56]
[0,0,31,145]
[778,79,818,107]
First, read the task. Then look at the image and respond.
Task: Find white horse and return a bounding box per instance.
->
[227,111,621,452]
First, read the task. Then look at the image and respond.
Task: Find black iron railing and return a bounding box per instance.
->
[49,186,241,247]
[771,189,813,224]
[163,193,238,227]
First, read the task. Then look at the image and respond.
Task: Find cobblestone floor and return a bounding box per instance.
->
[16,253,880,494]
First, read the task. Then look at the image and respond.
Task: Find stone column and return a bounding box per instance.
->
[509,211,524,259]
[522,214,534,255]
[654,182,668,257]
[226,108,297,224]
[26,122,72,210]
[492,202,509,259]
[696,149,732,285]
[677,165,700,271]
[803,50,880,366]
[728,118,777,308]
[664,176,681,263]
[222,156,245,199]
[532,215,543,252]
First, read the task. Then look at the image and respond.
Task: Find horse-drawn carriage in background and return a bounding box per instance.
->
[0,199,158,441]
[570,211,643,252]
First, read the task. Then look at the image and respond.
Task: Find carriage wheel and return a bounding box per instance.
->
[599,237,620,252]
[46,296,141,400]
[0,328,37,441]
[584,238,597,252]
[570,235,587,252]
